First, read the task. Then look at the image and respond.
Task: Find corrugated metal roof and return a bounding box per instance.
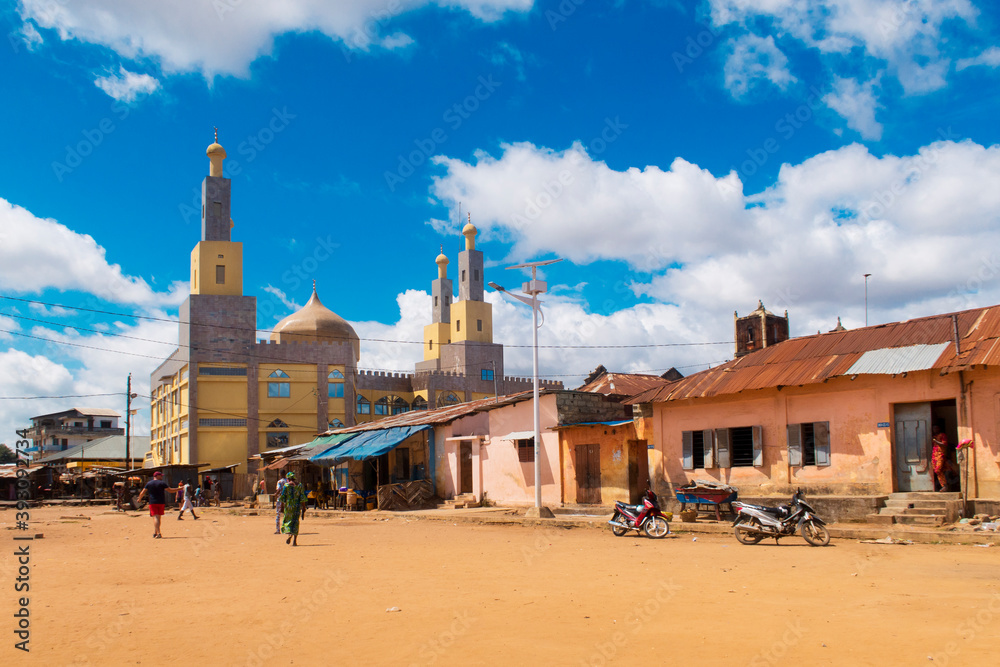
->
[846,343,950,375]
[629,305,1000,404]
[577,372,675,396]
[34,435,149,463]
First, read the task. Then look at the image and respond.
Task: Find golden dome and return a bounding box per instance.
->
[462,222,477,236]
[206,142,226,158]
[436,252,449,266]
[270,287,360,360]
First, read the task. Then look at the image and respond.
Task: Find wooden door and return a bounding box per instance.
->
[628,440,649,504]
[459,442,473,494]
[575,444,601,504]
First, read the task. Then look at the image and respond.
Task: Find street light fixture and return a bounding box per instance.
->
[489,257,562,518]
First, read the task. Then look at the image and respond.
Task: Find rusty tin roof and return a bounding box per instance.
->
[629,305,1000,404]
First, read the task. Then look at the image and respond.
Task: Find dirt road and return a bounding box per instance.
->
[2,506,997,665]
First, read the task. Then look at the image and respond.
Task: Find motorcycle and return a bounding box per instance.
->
[732,488,830,547]
[609,489,672,538]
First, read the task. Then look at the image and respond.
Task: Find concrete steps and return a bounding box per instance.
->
[867,492,963,526]
[442,493,480,509]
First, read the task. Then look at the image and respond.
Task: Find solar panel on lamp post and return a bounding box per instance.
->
[488,258,562,518]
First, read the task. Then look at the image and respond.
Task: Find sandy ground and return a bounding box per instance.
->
[1,505,998,666]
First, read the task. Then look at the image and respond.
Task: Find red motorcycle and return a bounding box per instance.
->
[609,489,671,538]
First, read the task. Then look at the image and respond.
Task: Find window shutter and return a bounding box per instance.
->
[752,425,763,466]
[702,429,715,468]
[814,421,831,467]
[682,431,693,470]
[787,424,802,466]
[714,428,729,468]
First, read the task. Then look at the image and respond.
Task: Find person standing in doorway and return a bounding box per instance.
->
[931,424,951,492]
[137,471,180,538]
[274,473,289,534]
[178,479,199,520]
[279,471,307,546]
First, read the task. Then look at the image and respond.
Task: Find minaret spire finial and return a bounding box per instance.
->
[214,126,218,143]
[312,279,316,292]
[440,244,443,254]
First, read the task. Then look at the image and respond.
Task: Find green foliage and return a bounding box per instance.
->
[0,444,17,464]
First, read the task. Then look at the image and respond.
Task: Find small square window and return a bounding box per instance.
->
[517,438,534,463]
[481,369,494,381]
[267,382,290,398]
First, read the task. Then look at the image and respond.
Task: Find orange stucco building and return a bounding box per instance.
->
[631,305,1000,513]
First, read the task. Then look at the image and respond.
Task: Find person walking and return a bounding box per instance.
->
[278,471,307,546]
[178,479,199,520]
[137,471,180,538]
[274,473,289,534]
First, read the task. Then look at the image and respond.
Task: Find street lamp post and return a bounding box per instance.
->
[489,257,562,518]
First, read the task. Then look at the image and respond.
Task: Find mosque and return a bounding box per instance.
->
[148,137,560,472]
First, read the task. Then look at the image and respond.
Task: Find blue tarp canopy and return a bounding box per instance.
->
[308,426,430,465]
[307,433,362,465]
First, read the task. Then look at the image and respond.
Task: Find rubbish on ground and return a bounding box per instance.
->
[861,535,912,545]
[386,607,401,612]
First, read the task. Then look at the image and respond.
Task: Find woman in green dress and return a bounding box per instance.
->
[279,472,307,546]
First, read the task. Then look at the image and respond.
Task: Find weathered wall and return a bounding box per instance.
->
[647,368,997,497]
[560,422,637,505]
[482,395,561,506]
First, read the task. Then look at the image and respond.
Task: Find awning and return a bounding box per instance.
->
[307,432,362,466]
[494,430,536,441]
[323,425,430,463]
[551,419,633,430]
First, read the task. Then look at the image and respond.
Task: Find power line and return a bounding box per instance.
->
[0,295,735,349]
[0,393,124,400]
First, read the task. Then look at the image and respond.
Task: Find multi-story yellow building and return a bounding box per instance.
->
[148,137,559,472]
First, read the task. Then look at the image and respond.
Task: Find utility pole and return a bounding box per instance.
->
[126,374,132,470]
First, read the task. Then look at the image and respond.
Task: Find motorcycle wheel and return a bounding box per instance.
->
[610,511,628,537]
[734,517,764,545]
[643,516,670,538]
[801,520,830,547]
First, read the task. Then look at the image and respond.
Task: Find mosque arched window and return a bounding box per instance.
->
[356,395,371,415]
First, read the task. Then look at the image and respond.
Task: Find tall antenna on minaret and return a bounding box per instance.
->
[458,202,462,229]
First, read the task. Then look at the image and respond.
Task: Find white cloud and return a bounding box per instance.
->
[431,141,748,270]
[823,76,882,140]
[261,285,302,314]
[429,138,1000,360]
[709,0,977,92]
[93,66,160,102]
[17,21,43,51]
[0,197,188,308]
[724,34,796,99]
[956,46,1000,71]
[18,0,533,78]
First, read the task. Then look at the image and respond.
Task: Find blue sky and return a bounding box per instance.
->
[1,0,1000,437]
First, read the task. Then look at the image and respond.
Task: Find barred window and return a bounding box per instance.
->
[199,418,247,427]
[199,366,247,376]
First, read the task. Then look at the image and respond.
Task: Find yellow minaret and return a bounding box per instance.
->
[451,218,493,344]
[191,129,243,296]
[423,249,452,361]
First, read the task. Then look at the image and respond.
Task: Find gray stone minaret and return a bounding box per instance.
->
[458,216,484,302]
[431,248,452,323]
[203,130,232,242]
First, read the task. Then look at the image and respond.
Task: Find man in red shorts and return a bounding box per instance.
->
[137,471,180,538]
